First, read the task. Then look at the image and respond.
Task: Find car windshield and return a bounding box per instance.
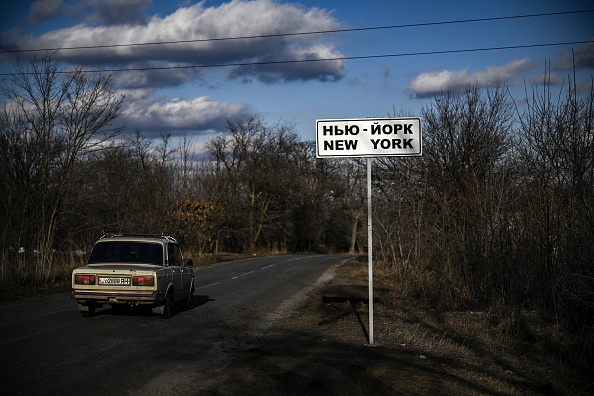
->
[88,241,163,265]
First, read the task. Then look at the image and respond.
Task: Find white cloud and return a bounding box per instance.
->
[13,0,345,86]
[227,43,345,83]
[407,58,537,98]
[120,96,251,136]
[4,0,346,136]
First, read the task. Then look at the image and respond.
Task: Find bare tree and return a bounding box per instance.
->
[328,158,366,254]
[516,67,594,330]
[0,53,123,281]
[418,83,515,306]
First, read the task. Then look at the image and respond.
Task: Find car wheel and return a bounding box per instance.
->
[159,290,173,319]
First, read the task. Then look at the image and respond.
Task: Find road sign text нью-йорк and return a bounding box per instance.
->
[316,117,422,158]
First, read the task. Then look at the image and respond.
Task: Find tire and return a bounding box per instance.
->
[156,290,173,319]
[184,284,194,309]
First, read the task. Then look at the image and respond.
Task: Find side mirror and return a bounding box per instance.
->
[184,259,193,267]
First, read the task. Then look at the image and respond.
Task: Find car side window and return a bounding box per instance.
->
[167,244,183,267]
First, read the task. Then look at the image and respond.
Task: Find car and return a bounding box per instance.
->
[71,233,194,318]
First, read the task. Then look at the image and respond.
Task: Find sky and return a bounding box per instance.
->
[1,0,593,147]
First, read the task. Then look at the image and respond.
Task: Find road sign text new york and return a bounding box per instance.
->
[316,117,422,158]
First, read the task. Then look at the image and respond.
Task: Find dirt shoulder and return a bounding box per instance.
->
[200,258,591,396]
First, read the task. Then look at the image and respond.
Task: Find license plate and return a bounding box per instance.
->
[98,277,130,286]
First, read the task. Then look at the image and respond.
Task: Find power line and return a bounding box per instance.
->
[1,9,592,54]
[1,40,590,76]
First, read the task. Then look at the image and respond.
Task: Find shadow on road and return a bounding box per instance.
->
[191,294,214,309]
[92,294,213,317]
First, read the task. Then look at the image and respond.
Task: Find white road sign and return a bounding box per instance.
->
[316,117,422,158]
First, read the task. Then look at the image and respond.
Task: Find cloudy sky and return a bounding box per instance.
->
[1,0,593,142]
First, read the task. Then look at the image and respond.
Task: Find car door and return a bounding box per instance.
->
[180,254,193,295]
[167,244,183,301]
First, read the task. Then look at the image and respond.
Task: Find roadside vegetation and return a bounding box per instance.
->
[238,258,591,395]
[1,54,593,389]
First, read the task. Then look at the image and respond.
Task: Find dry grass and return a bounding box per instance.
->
[269,259,594,395]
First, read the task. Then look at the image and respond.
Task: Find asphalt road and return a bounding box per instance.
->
[0,254,349,395]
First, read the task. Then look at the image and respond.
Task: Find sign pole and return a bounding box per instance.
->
[315,117,423,345]
[367,157,374,345]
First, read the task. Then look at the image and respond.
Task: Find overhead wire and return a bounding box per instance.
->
[1,40,590,76]
[0,9,592,76]
[1,9,592,54]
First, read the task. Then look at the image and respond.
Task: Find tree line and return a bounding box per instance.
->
[1,54,593,358]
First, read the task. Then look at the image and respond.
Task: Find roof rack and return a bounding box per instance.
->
[100,231,177,242]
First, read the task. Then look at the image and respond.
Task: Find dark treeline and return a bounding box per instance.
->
[1,55,593,360]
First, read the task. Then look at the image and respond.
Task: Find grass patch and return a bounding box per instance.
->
[274,258,594,395]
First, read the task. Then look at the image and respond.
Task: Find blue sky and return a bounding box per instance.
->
[1,0,593,145]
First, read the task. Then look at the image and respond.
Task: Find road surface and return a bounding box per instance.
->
[0,254,349,395]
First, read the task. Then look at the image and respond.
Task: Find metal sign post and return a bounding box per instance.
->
[367,157,374,345]
[316,117,422,345]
